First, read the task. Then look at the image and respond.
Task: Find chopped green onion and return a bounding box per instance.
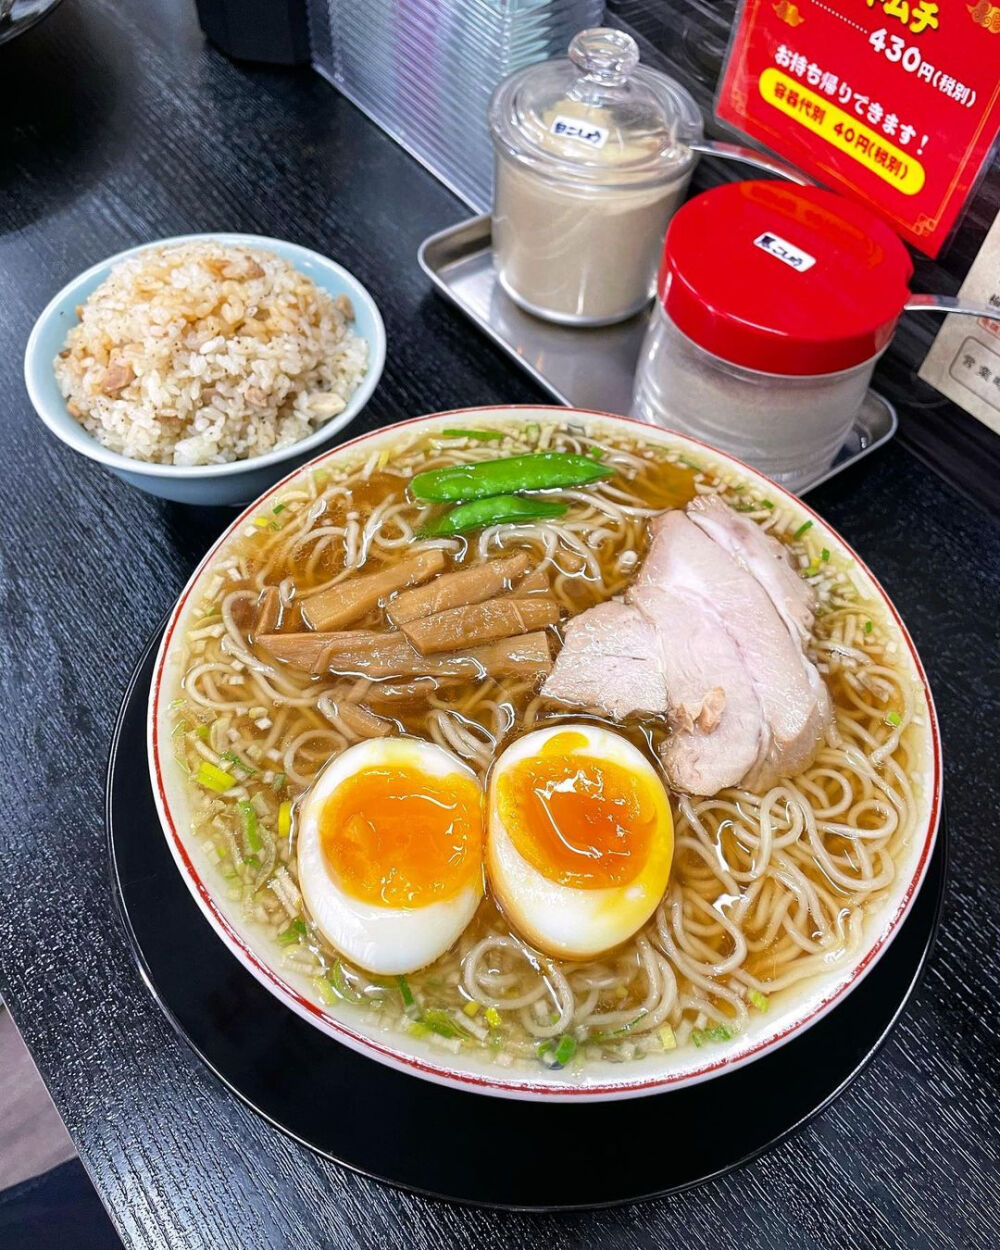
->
[762,499,775,509]
[484,1007,502,1030]
[253,517,269,529]
[793,520,814,539]
[586,446,606,460]
[278,919,307,945]
[196,760,236,793]
[272,772,287,793]
[821,548,830,562]
[886,710,902,727]
[396,975,416,1012]
[462,1000,480,1018]
[312,975,336,1007]
[244,854,261,871]
[272,503,287,514]
[419,494,568,537]
[195,723,210,742]
[748,990,770,1012]
[171,719,189,739]
[659,1025,677,1050]
[169,697,186,711]
[864,620,874,635]
[421,1009,472,1040]
[329,960,366,1004]
[408,1021,430,1038]
[591,1011,648,1043]
[440,428,505,442]
[691,1024,733,1047]
[537,1035,577,1069]
[411,451,614,503]
[221,750,256,775]
[277,800,292,838]
[237,800,262,854]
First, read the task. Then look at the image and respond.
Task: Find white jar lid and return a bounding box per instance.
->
[488,28,702,190]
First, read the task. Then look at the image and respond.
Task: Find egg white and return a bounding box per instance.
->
[296,737,483,976]
[487,724,673,961]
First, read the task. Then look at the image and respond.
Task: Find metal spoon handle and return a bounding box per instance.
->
[904,293,999,320]
[687,139,814,186]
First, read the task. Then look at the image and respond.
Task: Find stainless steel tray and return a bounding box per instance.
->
[418,214,898,495]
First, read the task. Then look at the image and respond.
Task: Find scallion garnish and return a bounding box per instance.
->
[864,620,873,635]
[538,1035,577,1069]
[793,520,813,539]
[748,989,770,1012]
[886,710,902,727]
[221,750,256,775]
[762,499,774,509]
[691,1024,733,1047]
[420,1009,472,1040]
[312,975,336,1007]
[277,800,292,838]
[237,800,262,854]
[272,503,287,514]
[196,760,236,793]
[484,1007,502,1030]
[396,975,416,1012]
[591,1011,648,1043]
[440,428,505,442]
[195,723,210,742]
[821,548,830,562]
[278,919,307,945]
[329,960,366,1004]
[272,772,287,793]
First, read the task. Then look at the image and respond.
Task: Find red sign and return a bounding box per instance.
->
[716,0,1000,256]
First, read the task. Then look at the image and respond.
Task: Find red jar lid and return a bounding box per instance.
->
[658,181,914,376]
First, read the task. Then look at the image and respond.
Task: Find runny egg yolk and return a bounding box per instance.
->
[319,765,483,907]
[495,732,659,890]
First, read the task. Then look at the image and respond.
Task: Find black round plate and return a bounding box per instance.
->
[0,0,64,47]
[108,626,947,1210]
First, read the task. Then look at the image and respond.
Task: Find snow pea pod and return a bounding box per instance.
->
[419,494,568,537]
[410,452,613,503]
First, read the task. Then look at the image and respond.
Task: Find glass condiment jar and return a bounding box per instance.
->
[487,28,702,327]
[631,180,915,491]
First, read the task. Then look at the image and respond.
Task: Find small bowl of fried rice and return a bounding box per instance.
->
[24,234,385,505]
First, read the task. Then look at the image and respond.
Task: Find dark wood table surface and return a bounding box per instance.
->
[1,1,998,1246]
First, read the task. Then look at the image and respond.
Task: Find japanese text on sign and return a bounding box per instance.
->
[716,0,1000,255]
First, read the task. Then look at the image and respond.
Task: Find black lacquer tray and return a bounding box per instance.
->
[108,625,947,1210]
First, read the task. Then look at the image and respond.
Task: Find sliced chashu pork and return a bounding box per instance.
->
[541,501,832,796]
[540,600,668,722]
[631,511,831,793]
[687,495,815,643]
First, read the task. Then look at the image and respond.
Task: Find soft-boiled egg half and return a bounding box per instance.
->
[296,738,484,976]
[487,725,673,960]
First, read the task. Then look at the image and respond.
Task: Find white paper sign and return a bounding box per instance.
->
[918,213,1000,438]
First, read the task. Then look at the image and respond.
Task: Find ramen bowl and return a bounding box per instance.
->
[148,406,941,1101]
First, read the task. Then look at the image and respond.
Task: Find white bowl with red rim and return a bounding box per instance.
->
[147,406,942,1101]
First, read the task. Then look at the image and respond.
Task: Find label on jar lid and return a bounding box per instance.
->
[550,115,609,149]
[753,231,817,272]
